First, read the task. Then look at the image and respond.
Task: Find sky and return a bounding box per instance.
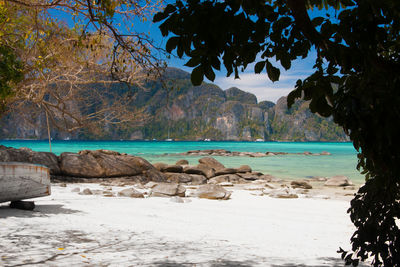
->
[139,4,327,104]
[51,2,334,104]
[148,36,317,104]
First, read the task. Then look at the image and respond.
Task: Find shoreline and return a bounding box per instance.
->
[1,139,353,143]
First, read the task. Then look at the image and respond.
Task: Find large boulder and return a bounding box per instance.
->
[198,157,225,171]
[0,145,60,174]
[153,162,167,171]
[195,184,232,200]
[59,150,162,178]
[183,166,206,176]
[142,169,166,182]
[324,176,353,187]
[236,165,252,173]
[150,183,186,197]
[196,163,216,178]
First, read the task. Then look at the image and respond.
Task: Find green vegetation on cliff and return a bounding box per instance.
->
[0,68,347,141]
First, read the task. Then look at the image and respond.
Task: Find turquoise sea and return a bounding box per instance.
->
[0,140,365,184]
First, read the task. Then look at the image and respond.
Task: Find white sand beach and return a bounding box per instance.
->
[0,183,369,267]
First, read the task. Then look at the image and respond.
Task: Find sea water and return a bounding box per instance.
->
[0,140,365,183]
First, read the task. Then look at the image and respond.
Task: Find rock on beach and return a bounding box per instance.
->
[150,183,186,197]
[0,145,61,174]
[198,157,225,171]
[324,176,353,187]
[118,188,145,198]
[194,184,232,200]
[59,150,158,178]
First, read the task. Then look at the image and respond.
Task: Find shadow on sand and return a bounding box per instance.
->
[0,203,81,218]
[151,257,371,267]
[152,260,256,267]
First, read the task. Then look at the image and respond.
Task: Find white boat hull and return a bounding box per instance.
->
[0,162,51,203]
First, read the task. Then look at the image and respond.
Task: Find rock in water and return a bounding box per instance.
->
[150,183,186,197]
[236,165,252,173]
[175,159,189,165]
[324,176,353,187]
[198,157,225,171]
[195,184,232,200]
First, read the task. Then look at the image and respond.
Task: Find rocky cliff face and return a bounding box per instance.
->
[0,68,349,141]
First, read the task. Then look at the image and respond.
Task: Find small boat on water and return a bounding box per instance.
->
[0,162,51,203]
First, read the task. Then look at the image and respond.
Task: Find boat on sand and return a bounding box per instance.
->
[0,162,51,203]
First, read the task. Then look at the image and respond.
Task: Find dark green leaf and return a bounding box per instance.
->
[254,61,265,74]
[191,66,204,86]
[153,12,168,23]
[184,57,201,67]
[164,4,176,14]
[266,61,280,82]
[280,54,291,70]
[204,65,216,81]
[166,37,179,53]
[312,17,324,26]
[340,0,355,7]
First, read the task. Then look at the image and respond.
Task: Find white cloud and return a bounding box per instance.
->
[210,54,317,103]
[214,72,307,103]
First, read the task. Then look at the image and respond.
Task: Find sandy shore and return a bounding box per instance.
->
[0,183,369,267]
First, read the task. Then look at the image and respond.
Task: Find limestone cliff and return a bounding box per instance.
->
[0,68,348,141]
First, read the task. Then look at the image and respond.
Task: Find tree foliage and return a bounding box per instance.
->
[154,0,400,265]
[0,0,165,131]
[0,45,23,110]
